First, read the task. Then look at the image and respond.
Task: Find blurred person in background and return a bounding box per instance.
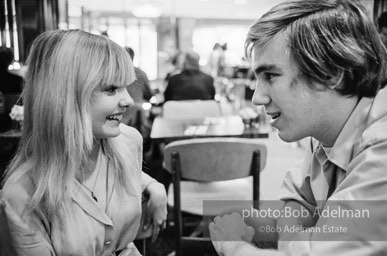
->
[124,47,153,104]
[164,51,184,84]
[208,42,227,78]
[210,0,387,255]
[378,11,387,48]
[123,46,153,154]
[0,30,167,255]
[164,51,215,102]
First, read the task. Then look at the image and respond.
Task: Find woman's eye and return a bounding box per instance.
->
[105,86,118,93]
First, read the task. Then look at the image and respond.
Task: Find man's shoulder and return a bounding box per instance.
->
[361,115,387,146]
[167,73,185,86]
[197,71,214,82]
[134,67,146,75]
[134,67,148,80]
[348,94,387,159]
[361,88,387,145]
[169,72,184,80]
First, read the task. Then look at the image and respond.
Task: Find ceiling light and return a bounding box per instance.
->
[234,0,248,5]
[132,2,162,18]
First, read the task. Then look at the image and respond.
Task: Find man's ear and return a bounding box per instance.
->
[327,71,344,90]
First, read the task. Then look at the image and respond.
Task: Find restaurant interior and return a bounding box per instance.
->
[0,0,384,255]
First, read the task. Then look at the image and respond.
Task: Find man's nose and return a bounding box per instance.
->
[252,81,271,106]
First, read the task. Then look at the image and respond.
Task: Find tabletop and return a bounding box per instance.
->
[150,115,269,142]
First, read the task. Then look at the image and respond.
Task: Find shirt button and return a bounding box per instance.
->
[105,240,111,245]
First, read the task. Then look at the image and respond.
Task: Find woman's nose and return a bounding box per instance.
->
[120,89,134,109]
[252,81,271,107]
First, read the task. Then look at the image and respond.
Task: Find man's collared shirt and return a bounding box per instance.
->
[279,88,387,255]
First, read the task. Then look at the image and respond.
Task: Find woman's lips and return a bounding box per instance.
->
[106,113,123,122]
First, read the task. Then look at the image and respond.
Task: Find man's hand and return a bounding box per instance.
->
[144,182,167,242]
[209,213,255,255]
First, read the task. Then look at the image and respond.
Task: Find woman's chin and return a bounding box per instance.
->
[93,128,121,139]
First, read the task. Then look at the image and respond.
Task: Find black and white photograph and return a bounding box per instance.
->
[1,0,386,255]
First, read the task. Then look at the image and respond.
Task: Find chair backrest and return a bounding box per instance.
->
[164,137,267,256]
[162,100,221,119]
[164,137,266,182]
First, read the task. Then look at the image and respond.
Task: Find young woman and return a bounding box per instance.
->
[0,30,167,255]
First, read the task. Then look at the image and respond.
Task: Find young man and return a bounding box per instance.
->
[124,47,153,104]
[209,0,387,255]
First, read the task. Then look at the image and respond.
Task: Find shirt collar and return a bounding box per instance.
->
[72,181,113,226]
[328,87,387,171]
[328,96,372,171]
[71,146,113,226]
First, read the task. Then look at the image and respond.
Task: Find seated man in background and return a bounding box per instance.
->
[123,47,153,152]
[164,51,184,84]
[164,51,215,102]
[209,0,387,255]
[124,46,153,103]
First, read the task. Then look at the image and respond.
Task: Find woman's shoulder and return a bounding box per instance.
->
[118,124,143,145]
[1,164,34,215]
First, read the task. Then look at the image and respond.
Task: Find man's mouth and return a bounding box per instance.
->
[106,114,123,122]
[268,112,281,120]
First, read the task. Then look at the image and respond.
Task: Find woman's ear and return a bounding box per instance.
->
[327,71,344,90]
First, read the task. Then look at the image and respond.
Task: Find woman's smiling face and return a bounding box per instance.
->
[90,84,133,139]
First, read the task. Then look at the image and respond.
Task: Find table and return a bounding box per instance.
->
[150,115,269,143]
[153,116,268,221]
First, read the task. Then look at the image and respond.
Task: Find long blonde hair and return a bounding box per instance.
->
[3,30,136,218]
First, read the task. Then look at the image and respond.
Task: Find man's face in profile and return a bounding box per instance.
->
[250,32,345,145]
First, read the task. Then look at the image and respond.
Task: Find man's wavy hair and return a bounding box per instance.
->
[245,0,387,97]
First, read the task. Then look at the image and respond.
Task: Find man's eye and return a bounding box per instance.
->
[264,73,277,81]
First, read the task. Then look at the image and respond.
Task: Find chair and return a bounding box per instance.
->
[164,138,267,256]
[162,100,221,119]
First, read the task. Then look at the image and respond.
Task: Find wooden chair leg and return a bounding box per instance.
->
[141,237,152,256]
